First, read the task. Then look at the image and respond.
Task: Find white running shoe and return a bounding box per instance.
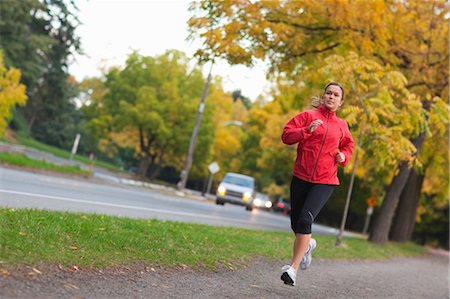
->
[300,238,317,270]
[280,265,296,286]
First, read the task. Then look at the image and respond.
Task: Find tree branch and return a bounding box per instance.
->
[292,42,341,58]
[406,81,427,89]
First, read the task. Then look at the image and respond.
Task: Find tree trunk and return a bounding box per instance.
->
[137,154,150,177]
[27,111,36,134]
[147,148,164,180]
[147,163,161,180]
[368,161,411,243]
[369,131,427,244]
[137,128,152,178]
[390,169,425,242]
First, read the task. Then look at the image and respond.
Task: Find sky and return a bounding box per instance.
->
[69,0,271,100]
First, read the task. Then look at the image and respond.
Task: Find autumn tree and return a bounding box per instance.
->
[0,52,27,135]
[231,89,252,110]
[188,0,449,244]
[390,99,449,242]
[0,0,82,148]
[83,50,214,179]
[207,80,247,176]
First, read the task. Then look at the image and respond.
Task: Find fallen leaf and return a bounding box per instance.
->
[32,267,42,274]
[64,283,79,290]
[68,265,80,272]
[1,269,9,277]
[69,246,78,250]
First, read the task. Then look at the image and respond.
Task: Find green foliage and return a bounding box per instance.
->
[0,0,53,90]
[0,0,82,148]
[413,197,449,249]
[83,50,214,179]
[231,89,252,109]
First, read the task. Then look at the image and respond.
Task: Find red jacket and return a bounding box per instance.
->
[282,105,355,185]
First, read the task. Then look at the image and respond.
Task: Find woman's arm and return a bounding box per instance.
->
[338,121,355,166]
[281,112,312,145]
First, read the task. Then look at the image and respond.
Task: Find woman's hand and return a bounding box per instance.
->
[336,152,346,163]
[308,119,323,133]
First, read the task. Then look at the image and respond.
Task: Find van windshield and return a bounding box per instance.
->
[222,175,254,188]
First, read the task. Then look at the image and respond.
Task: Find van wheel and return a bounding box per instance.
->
[216,200,224,206]
[246,205,253,211]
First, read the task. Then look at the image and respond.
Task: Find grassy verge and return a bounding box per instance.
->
[13,135,124,173]
[0,208,425,270]
[0,152,91,177]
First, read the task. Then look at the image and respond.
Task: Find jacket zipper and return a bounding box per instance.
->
[310,112,330,181]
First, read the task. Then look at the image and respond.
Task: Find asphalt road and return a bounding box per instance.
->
[0,166,355,236]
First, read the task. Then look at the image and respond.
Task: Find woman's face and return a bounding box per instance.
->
[322,85,343,112]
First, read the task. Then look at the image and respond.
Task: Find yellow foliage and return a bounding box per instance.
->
[263,182,286,199]
[0,52,27,136]
[188,0,449,197]
[207,83,246,174]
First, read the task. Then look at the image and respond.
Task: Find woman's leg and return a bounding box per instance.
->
[288,177,311,271]
[290,182,334,270]
[291,233,311,271]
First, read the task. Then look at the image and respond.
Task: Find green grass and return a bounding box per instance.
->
[13,135,125,173]
[0,208,425,269]
[313,235,424,260]
[0,152,92,177]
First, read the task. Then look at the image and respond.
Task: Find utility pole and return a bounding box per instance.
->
[335,143,359,246]
[336,88,368,246]
[177,63,213,190]
[70,133,81,161]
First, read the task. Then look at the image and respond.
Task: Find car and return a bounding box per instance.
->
[216,172,256,207]
[247,192,273,211]
[274,198,291,215]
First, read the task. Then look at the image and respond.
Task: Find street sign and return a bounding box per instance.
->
[367,197,378,207]
[208,162,220,174]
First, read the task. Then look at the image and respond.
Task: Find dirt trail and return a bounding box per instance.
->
[1,253,448,299]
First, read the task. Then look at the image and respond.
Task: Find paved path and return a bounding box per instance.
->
[1,252,448,298]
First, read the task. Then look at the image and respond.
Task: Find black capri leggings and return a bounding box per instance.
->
[290,176,334,234]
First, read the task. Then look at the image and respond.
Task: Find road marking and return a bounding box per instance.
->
[0,188,254,224]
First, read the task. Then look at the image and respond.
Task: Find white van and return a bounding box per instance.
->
[215,172,256,208]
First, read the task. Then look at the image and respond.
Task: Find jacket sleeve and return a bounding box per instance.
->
[281,112,312,145]
[338,121,355,166]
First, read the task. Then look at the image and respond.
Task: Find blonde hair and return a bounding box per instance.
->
[309,96,322,109]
